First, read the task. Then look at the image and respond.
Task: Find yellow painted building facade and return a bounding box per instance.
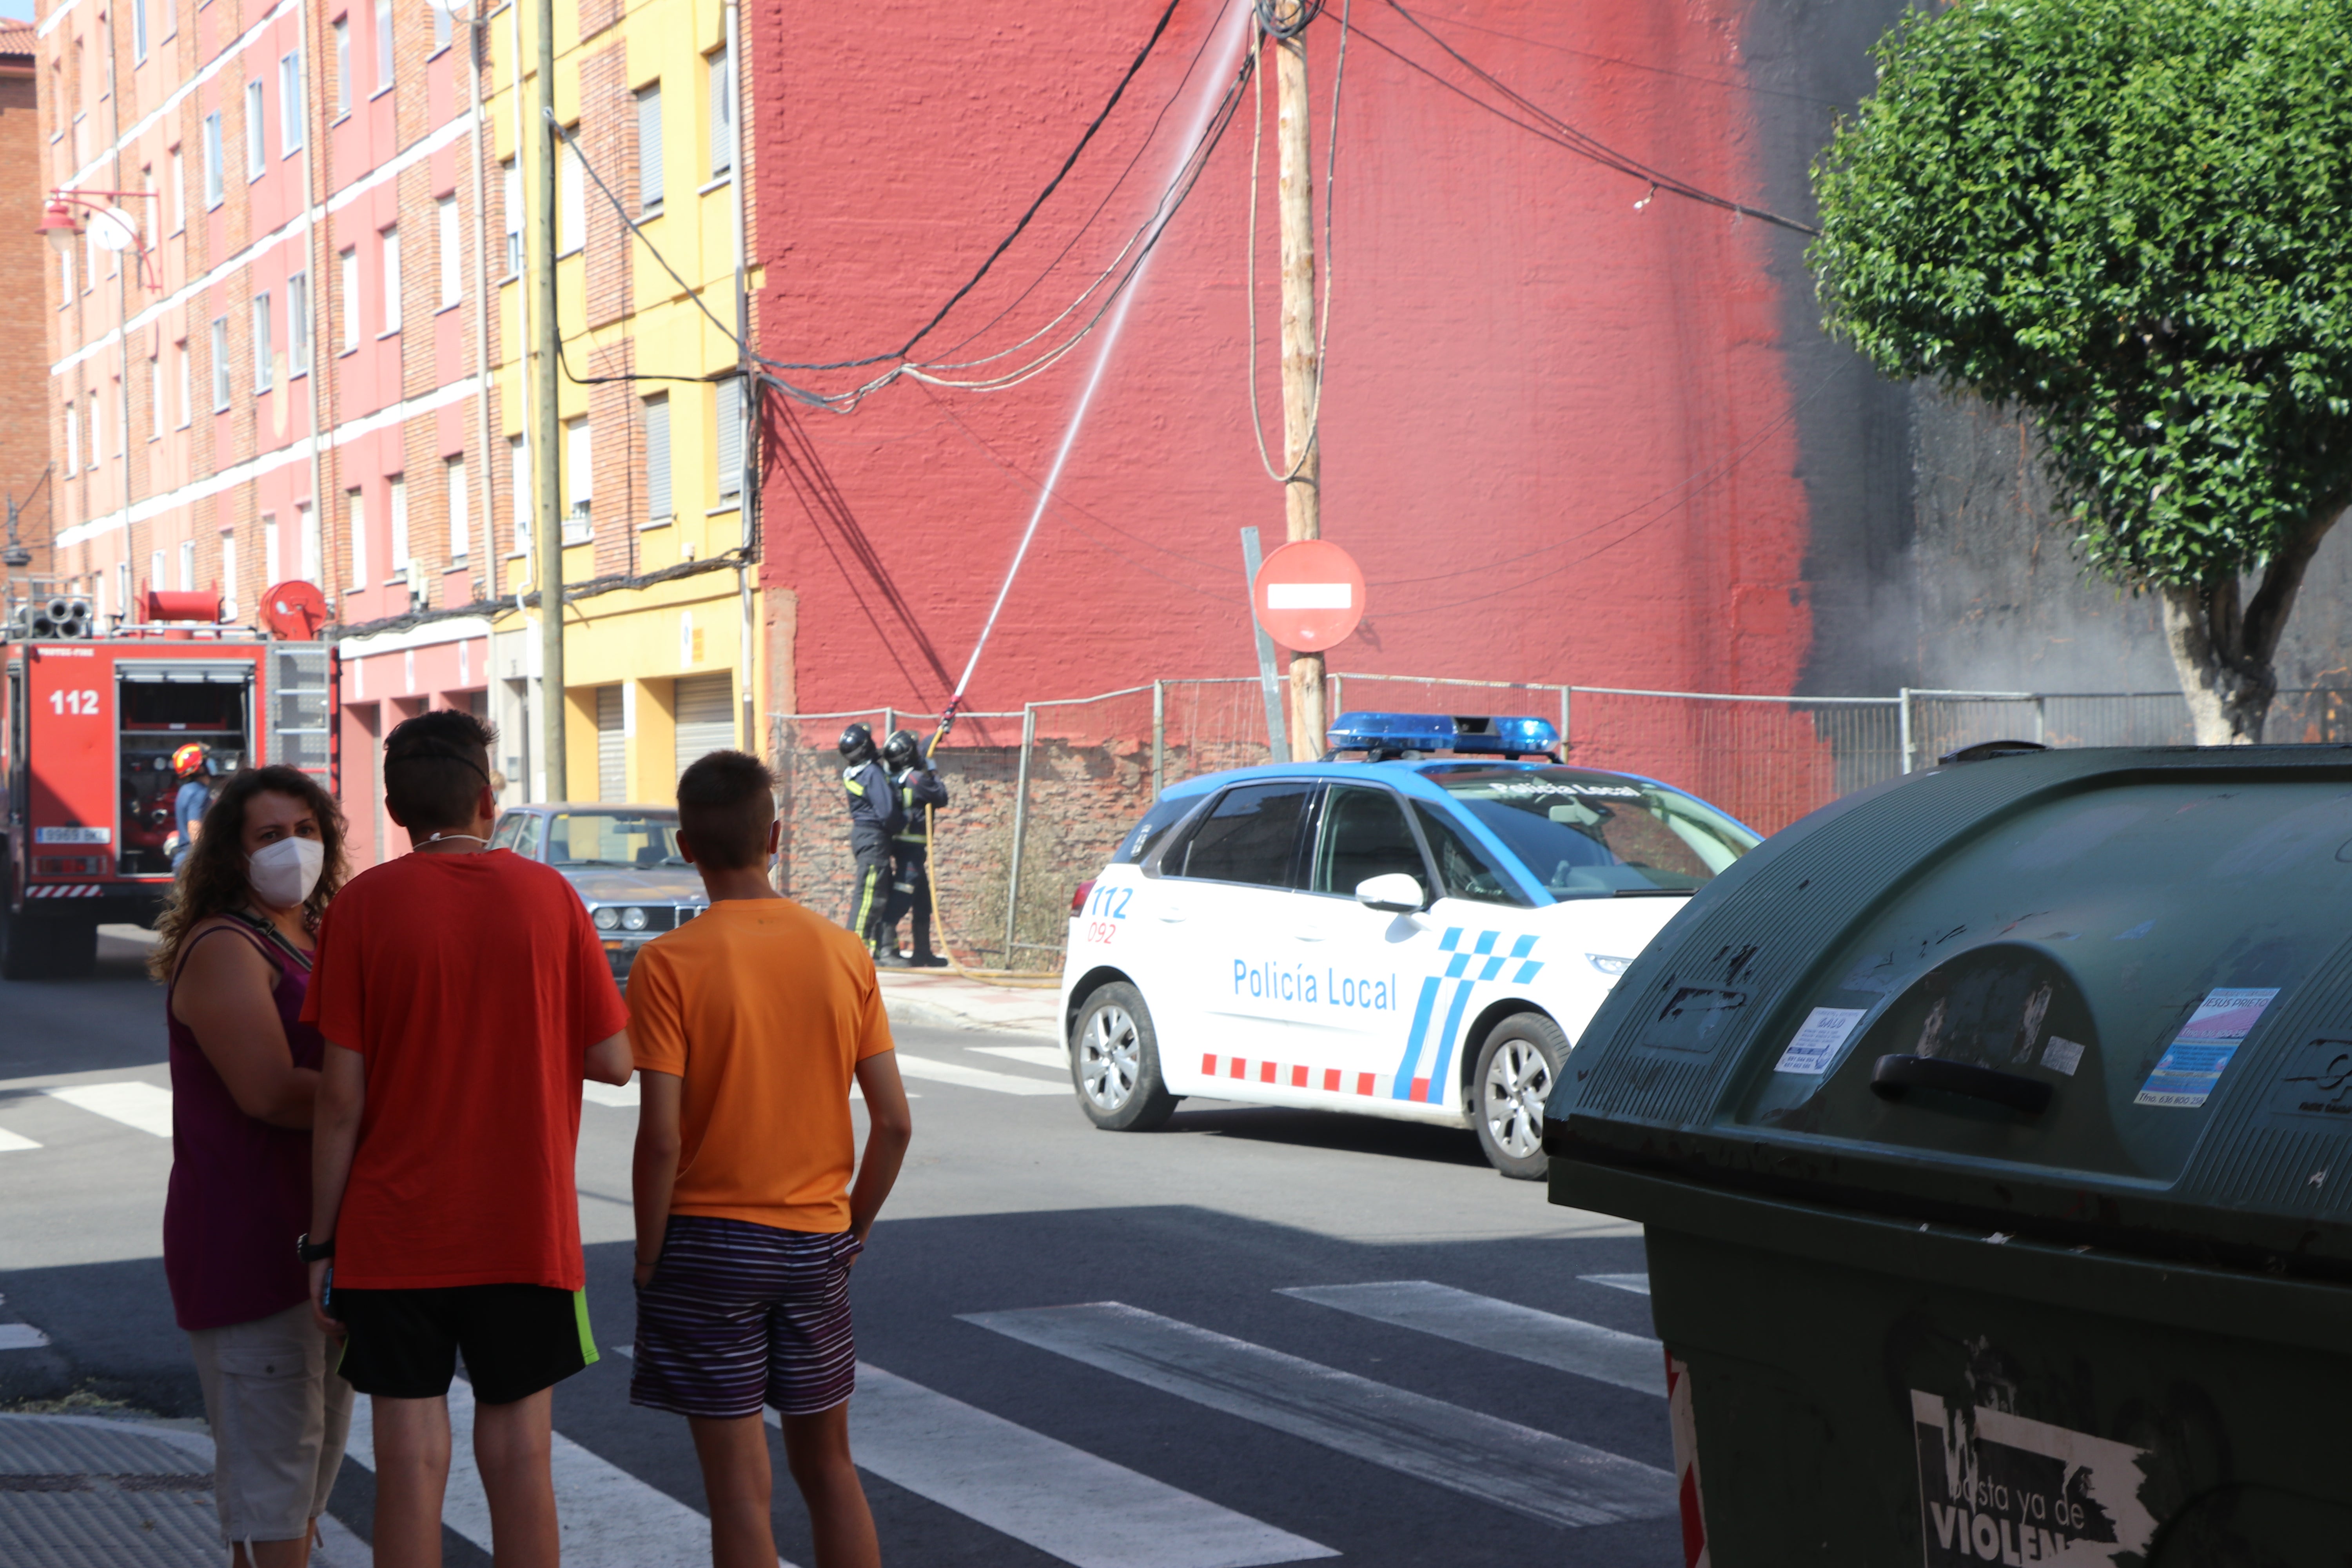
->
[480,0,762,807]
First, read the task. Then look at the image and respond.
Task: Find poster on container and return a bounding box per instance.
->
[2134,987,2279,1107]
[1910,1390,2156,1565]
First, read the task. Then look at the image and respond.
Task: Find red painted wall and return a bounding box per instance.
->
[753,0,1813,718]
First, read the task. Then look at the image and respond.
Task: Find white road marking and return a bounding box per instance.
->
[969,1044,1069,1073]
[0,1322,52,1350]
[44,1081,174,1138]
[823,1363,1333,1568]
[1280,1280,1664,1397]
[586,1082,917,1108]
[965,1302,1677,1530]
[895,1055,1069,1096]
[344,1379,784,1567]
[0,1127,42,1151]
[1580,1273,1651,1296]
[616,1348,1329,1566]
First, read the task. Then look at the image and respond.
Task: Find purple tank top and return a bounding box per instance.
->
[162,921,323,1332]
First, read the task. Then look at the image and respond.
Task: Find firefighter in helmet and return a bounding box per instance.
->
[880,729,950,968]
[169,743,213,871]
[839,724,903,957]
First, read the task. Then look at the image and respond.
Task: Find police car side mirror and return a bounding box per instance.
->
[1355,873,1426,914]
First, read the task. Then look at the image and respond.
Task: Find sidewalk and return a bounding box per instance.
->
[0,1411,369,1566]
[876,969,1061,1039]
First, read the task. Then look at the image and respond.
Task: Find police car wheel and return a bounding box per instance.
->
[1472,1012,1566,1180]
[1071,982,1177,1132]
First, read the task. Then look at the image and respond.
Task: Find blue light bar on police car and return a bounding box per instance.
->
[1325,711,1561,759]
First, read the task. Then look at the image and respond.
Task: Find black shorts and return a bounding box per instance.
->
[332,1283,596,1405]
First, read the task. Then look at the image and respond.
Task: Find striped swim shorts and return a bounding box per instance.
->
[629,1215,864,1420]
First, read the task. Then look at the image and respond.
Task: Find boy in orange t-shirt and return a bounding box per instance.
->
[628,749,913,1568]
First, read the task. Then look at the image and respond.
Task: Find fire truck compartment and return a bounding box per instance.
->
[114,662,251,875]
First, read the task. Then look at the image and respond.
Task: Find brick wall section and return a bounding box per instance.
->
[580,39,632,332]
[0,53,54,591]
[772,734,1155,967]
[397,160,434,403]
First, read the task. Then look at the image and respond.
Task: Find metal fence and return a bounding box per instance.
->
[769,678,2352,971]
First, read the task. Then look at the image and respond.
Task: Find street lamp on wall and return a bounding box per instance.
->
[40,189,164,292]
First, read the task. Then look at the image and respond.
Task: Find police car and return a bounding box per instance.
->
[1058,712,1760,1178]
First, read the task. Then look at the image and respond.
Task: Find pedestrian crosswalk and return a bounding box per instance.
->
[43,1081,174,1137]
[963,1301,1676,1531]
[968,1043,1071,1073]
[793,1363,1334,1568]
[382,1279,1663,1564]
[1281,1279,1666,1396]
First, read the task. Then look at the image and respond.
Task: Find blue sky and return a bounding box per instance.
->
[0,0,32,21]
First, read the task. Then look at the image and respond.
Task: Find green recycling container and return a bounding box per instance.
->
[1546,744,2352,1567]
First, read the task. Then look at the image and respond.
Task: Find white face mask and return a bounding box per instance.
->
[249,836,325,910]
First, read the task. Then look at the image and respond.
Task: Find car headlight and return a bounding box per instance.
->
[621,906,649,931]
[1586,953,1632,975]
[592,906,619,931]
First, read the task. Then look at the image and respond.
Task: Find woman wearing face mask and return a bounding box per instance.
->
[151,766,352,1568]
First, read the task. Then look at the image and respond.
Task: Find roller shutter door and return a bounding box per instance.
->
[672,673,734,781]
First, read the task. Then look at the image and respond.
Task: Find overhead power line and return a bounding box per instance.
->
[1360,0,1818,237]
[768,0,1191,374]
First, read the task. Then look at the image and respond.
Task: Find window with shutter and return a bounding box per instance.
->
[203,113,223,207]
[252,294,272,391]
[389,475,410,578]
[559,139,583,256]
[503,160,522,275]
[510,433,531,554]
[246,81,264,179]
[288,272,310,374]
[707,44,732,177]
[643,395,670,521]
[715,377,741,497]
[447,455,469,560]
[637,86,663,213]
[438,196,461,307]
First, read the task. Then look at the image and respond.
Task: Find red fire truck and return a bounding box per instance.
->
[2,583,335,979]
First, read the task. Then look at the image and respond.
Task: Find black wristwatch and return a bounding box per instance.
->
[297,1232,336,1263]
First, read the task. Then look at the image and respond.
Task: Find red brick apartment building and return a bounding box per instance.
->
[0,23,53,595]
[36,0,505,857]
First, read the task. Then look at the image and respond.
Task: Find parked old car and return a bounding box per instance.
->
[488,804,707,980]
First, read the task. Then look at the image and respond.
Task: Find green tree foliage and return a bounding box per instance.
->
[1811,0,2352,740]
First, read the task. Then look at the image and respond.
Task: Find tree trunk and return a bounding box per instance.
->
[2159,502,2342,744]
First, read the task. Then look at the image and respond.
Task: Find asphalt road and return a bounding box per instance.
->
[0,933,1679,1567]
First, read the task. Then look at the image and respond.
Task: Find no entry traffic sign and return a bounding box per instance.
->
[1253,539,1365,652]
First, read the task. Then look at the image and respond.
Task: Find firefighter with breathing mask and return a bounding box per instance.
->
[839,724,902,958]
[879,729,949,968]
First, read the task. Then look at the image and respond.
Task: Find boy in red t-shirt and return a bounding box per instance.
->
[303,711,633,1568]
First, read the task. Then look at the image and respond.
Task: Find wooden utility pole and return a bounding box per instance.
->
[532,0,566,798]
[1272,5,1324,762]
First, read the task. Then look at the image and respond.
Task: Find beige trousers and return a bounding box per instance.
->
[188,1300,356,1545]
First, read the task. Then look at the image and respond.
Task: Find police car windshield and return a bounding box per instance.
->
[544,811,687,869]
[1419,767,1757,898]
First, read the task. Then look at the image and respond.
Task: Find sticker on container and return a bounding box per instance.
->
[1773,1007,1867,1075]
[1911,1389,2156,1567]
[2134,987,2279,1108]
[2040,1036,2086,1077]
